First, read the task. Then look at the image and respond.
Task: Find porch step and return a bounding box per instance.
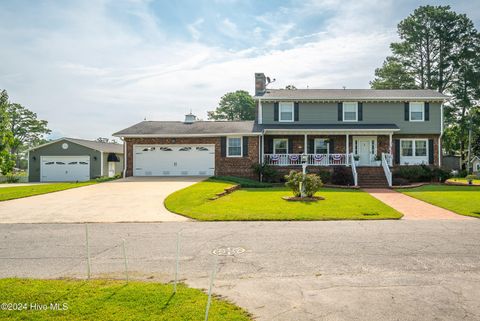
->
[356,167,389,188]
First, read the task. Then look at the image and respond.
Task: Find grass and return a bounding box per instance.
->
[0,182,97,202]
[164,179,402,221]
[399,184,480,218]
[0,279,251,321]
[209,176,272,188]
[446,178,480,185]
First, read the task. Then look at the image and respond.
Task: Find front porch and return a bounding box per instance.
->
[261,133,394,167]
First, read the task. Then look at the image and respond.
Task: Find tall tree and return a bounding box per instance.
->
[7,103,51,168]
[208,90,255,121]
[370,57,418,89]
[0,90,14,174]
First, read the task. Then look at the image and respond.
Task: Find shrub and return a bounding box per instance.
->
[331,166,354,186]
[252,163,279,183]
[393,165,433,182]
[210,176,272,188]
[284,171,323,197]
[95,174,121,183]
[466,174,478,184]
[432,168,451,182]
[6,175,20,183]
[392,177,410,186]
[316,169,332,184]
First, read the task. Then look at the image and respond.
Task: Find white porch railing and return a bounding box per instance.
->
[350,153,358,186]
[264,154,348,166]
[381,153,392,187]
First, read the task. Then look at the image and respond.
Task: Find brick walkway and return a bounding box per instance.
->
[364,188,473,220]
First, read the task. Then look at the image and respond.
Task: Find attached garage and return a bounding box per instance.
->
[133,144,214,176]
[28,138,124,182]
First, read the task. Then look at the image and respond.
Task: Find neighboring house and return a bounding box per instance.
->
[472,156,480,174]
[113,73,447,186]
[28,138,124,182]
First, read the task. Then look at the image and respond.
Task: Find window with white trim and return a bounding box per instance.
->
[314,139,329,154]
[476,163,480,171]
[401,139,428,157]
[343,102,358,122]
[279,102,294,122]
[227,137,242,157]
[410,102,424,121]
[273,138,288,154]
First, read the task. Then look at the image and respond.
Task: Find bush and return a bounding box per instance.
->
[392,177,410,186]
[331,166,354,186]
[252,163,279,183]
[393,165,433,183]
[6,175,20,183]
[466,174,479,183]
[432,168,451,182]
[210,176,272,188]
[316,169,332,184]
[284,171,323,197]
[95,174,121,182]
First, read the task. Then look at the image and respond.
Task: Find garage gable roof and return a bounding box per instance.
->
[28,138,123,154]
[113,121,261,137]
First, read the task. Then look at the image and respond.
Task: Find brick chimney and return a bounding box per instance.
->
[255,73,266,96]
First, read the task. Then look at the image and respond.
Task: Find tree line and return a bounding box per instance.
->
[0,90,51,174]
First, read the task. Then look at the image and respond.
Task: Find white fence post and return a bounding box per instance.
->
[85,224,91,280]
[174,231,180,293]
[204,256,218,321]
[122,239,129,283]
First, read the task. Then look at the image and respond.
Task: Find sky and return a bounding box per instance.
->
[0,0,479,140]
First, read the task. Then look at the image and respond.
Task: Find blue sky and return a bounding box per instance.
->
[0,0,479,139]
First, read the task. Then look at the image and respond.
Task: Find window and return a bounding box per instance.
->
[273,139,288,154]
[401,140,413,157]
[179,147,192,151]
[279,102,294,122]
[410,102,424,121]
[227,137,242,157]
[415,140,427,156]
[401,139,428,157]
[314,139,329,154]
[343,102,358,122]
[476,163,480,171]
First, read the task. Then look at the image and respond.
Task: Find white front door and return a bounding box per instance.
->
[108,162,116,177]
[40,156,90,182]
[133,145,215,176]
[354,137,377,166]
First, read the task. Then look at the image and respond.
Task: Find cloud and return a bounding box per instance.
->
[0,0,476,140]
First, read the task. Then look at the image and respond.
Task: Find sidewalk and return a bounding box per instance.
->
[364,188,473,220]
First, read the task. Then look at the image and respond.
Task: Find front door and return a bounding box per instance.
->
[354,137,376,166]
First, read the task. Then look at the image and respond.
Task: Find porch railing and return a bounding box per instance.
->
[263,154,348,166]
[381,153,392,187]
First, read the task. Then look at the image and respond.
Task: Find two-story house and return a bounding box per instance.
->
[113,73,447,187]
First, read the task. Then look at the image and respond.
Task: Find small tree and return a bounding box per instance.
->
[285,171,323,198]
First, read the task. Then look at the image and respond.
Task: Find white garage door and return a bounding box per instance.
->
[41,156,90,182]
[134,145,215,176]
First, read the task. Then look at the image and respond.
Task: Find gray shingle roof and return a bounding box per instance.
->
[255,89,447,100]
[113,121,261,136]
[66,138,123,153]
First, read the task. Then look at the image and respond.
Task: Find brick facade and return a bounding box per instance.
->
[125,136,260,179]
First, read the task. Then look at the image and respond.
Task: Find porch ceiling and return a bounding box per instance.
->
[260,123,399,135]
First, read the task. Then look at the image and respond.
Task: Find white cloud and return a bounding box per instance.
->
[0,0,420,140]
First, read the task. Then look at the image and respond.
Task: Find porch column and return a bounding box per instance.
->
[261,134,265,164]
[346,134,349,165]
[304,134,307,154]
[389,133,393,154]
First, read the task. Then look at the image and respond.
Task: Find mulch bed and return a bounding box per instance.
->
[282,196,325,202]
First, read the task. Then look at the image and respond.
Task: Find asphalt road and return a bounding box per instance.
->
[1,220,480,321]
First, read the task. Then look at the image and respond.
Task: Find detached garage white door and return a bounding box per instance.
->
[134,145,215,176]
[40,156,90,182]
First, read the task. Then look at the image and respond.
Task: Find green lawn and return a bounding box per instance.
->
[399,184,480,218]
[164,179,402,221]
[0,182,97,202]
[446,178,480,185]
[0,279,251,321]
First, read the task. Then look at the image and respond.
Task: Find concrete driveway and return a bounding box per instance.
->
[0,177,203,223]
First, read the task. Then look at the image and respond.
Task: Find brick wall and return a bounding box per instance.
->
[125,136,260,179]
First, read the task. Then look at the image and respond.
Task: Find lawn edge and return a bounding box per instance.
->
[0,181,98,202]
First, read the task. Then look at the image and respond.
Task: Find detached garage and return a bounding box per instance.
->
[28,138,124,182]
